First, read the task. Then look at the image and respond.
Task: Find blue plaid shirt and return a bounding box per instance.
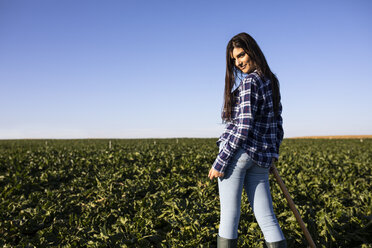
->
[212,70,284,173]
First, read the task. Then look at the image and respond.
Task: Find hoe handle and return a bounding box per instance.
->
[271,164,317,248]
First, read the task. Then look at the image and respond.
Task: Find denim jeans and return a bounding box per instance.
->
[217,142,285,242]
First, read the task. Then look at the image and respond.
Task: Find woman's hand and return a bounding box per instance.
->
[208,167,224,180]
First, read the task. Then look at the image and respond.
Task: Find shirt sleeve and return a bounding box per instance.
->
[212,75,260,173]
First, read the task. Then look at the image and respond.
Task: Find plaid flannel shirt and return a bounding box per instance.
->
[212,70,284,173]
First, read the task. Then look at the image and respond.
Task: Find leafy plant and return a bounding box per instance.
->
[0,138,371,247]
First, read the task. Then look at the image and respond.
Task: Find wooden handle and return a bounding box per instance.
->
[271,164,317,248]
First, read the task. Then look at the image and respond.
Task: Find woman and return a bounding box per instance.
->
[208,33,286,248]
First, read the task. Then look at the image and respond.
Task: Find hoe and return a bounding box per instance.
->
[271,164,317,248]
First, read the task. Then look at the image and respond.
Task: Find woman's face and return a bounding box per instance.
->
[231,47,254,74]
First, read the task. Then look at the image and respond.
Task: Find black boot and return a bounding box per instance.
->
[217,235,238,248]
[265,239,287,248]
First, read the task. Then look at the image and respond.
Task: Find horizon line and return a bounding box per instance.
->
[1,134,372,141]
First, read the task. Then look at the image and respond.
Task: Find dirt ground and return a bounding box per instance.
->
[289,135,372,139]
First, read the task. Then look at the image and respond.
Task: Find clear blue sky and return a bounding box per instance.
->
[1,0,371,139]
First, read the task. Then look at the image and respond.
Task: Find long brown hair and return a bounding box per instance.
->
[222,32,281,121]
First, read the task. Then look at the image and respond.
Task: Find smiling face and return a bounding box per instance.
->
[231,47,255,74]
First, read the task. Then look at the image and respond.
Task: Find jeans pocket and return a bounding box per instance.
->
[233,148,250,166]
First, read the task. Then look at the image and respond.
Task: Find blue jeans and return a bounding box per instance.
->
[217,144,285,242]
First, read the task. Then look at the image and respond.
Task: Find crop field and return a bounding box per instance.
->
[0,138,371,247]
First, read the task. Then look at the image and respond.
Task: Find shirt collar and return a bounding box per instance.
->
[232,70,248,93]
[232,69,259,92]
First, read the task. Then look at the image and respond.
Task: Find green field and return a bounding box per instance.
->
[0,139,371,247]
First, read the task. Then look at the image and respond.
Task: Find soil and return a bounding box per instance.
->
[289,135,372,139]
